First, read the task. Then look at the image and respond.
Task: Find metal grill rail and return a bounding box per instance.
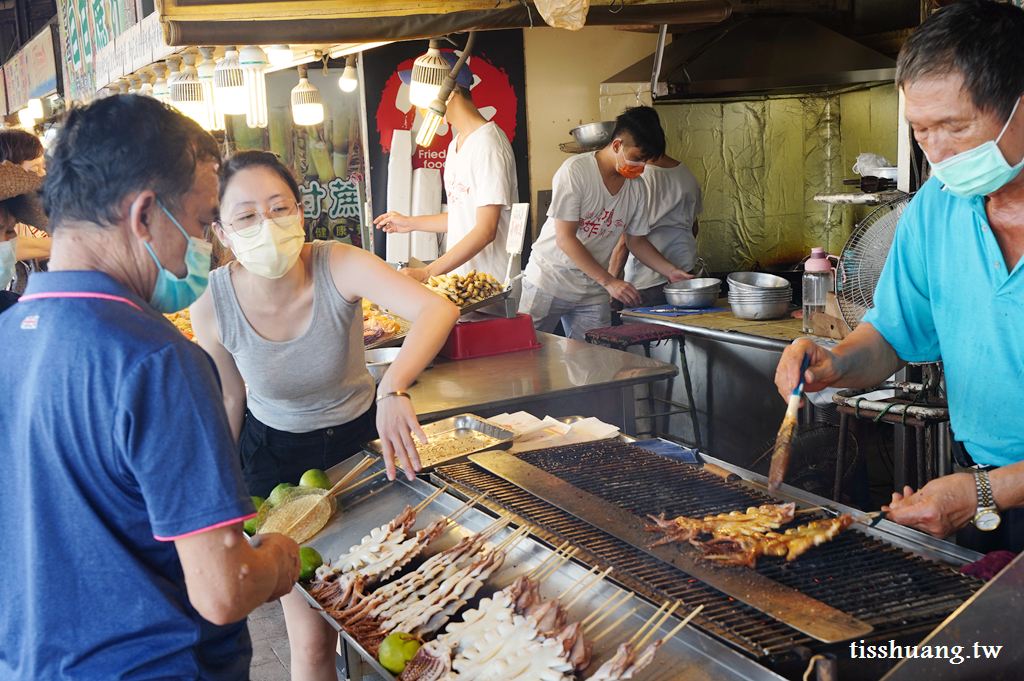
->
[435,441,981,664]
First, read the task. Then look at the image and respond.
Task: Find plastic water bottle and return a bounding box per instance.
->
[803,247,834,334]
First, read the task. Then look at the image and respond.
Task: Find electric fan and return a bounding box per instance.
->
[835,193,915,330]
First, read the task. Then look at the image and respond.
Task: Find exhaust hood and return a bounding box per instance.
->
[606,16,897,100]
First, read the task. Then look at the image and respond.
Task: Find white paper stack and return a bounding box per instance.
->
[489,412,619,452]
[386,130,413,263]
[410,168,442,261]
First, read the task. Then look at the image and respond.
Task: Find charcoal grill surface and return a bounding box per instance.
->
[434,440,981,664]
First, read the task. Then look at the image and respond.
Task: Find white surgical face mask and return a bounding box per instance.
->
[0,237,17,290]
[228,212,305,279]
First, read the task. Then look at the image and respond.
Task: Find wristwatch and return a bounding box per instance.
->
[972,469,1001,531]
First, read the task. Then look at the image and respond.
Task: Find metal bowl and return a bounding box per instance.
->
[665,282,720,309]
[727,272,791,291]
[365,348,433,384]
[666,277,722,292]
[570,121,615,148]
[727,288,792,302]
[729,298,791,320]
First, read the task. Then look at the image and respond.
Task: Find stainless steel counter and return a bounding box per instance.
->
[408,332,678,435]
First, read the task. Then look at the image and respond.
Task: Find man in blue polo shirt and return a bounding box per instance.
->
[776,0,1024,553]
[0,95,301,679]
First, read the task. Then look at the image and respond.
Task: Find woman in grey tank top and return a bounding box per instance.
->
[190,151,459,681]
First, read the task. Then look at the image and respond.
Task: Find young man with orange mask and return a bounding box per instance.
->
[519,106,692,340]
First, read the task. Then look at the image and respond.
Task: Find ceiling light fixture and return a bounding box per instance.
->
[416,32,476,148]
[339,55,358,93]
[266,45,293,68]
[239,45,269,129]
[197,46,225,130]
[409,39,449,108]
[213,46,247,115]
[291,64,324,126]
[170,49,214,131]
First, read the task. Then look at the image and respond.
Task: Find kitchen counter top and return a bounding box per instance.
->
[620,297,809,352]
[408,331,678,433]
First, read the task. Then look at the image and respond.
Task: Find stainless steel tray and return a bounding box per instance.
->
[365,413,515,470]
[364,313,411,350]
[457,286,513,316]
[296,456,785,681]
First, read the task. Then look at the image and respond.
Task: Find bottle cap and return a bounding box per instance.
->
[804,247,833,272]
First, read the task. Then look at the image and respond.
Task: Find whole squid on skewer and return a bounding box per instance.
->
[645,503,796,547]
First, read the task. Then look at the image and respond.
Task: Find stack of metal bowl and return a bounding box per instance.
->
[727,272,793,320]
[664,277,721,309]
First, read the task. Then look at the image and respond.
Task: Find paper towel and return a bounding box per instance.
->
[386,130,413,263]
[410,168,442,261]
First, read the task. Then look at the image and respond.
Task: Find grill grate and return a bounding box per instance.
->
[435,441,981,663]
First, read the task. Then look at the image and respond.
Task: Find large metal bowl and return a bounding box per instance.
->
[664,279,721,308]
[570,121,615,148]
[727,272,791,290]
[727,289,792,302]
[365,348,433,384]
[729,298,791,320]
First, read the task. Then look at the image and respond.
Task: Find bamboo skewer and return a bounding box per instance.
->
[493,525,530,553]
[593,607,639,643]
[795,506,825,515]
[536,548,580,584]
[414,484,451,514]
[628,601,671,646]
[636,602,680,650]
[580,589,625,627]
[326,456,377,499]
[583,592,633,635]
[334,470,387,499]
[558,566,600,603]
[533,545,574,581]
[565,567,614,609]
[447,492,488,523]
[528,542,572,579]
[660,604,704,643]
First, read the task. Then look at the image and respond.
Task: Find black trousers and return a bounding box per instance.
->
[238,404,378,499]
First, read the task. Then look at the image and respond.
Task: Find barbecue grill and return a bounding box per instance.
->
[432,440,983,679]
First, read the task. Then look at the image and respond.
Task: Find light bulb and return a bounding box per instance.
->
[339,56,358,93]
[197,47,225,130]
[170,51,212,131]
[266,45,293,68]
[213,46,247,115]
[291,67,324,126]
[27,99,44,119]
[18,108,35,127]
[416,107,445,147]
[409,41,449,108]
[239,45,269,129]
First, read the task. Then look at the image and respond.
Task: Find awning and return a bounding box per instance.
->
[155,0,732,46]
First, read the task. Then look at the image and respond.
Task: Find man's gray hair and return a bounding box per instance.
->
[896,0,1024,121]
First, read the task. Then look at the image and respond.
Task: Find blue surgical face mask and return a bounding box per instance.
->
[925,97,1024,197]
[143,201,212,314]
[0,236,17,290]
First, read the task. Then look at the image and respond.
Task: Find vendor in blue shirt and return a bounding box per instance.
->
[776,0,1024,553]
[0,95,301,679]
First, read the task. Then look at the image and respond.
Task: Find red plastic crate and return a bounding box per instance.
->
[439,313,542,359]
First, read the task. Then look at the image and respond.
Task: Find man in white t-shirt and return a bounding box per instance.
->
[609,153,703,307]
[519,106,693,341]
[374,65,519,287]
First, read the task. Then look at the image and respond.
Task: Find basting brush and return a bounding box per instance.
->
[768,353,810,493]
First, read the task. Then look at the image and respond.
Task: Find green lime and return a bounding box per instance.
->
[299,547,323,582]
[378,632,422,675]
[299,469,331,490]
[243,496,266,535]
[267,483,295,507]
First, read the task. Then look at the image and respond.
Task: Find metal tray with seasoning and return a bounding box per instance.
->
[365,413,516,470]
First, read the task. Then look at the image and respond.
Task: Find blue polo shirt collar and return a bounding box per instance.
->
[23,270,161,320]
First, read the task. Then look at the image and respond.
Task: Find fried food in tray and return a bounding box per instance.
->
[425,270,505,307]
[164,309,195,340]
[363,299,403,346]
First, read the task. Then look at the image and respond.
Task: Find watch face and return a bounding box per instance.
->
[976,511,1001,531]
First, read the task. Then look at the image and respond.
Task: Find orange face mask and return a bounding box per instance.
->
[615,144,645,179]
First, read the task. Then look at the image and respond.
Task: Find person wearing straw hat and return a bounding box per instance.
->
[0,129,52,295]
[0,95,301,679]
[0,160,49,313]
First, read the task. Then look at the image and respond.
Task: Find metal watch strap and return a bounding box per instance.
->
[975,469,995,510]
